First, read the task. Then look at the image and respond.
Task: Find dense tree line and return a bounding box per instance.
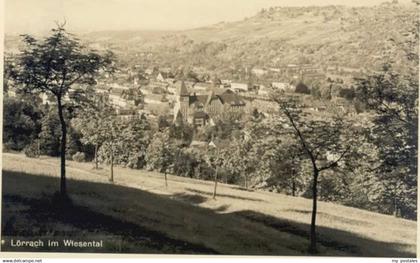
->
[4,80,417,221]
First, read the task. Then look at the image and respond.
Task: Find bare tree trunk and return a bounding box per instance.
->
[109,143,114,183]
[57,97,67,196]
[309,168,319,254]
[164,172,168,189]
[213,167,218,199]
[94,144,99,169]
[245,173,248,189]
[292,172,296,197]
[319,184,322,200]
[394,194,398,217]
[37,140,41,157]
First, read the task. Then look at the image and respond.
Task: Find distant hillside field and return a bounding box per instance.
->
[78,4,417,73]
[5,4,416,80]
[1,153,416,256]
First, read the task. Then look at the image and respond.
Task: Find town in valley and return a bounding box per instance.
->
[2,0,418,257]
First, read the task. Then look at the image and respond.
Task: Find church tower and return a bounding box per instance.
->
[178,81,189,123]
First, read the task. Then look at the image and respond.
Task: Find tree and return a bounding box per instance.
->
[119,115,151,169]
[355,65,418,218]
[206,145,225,199]
[3,96,42,151]
[75,93,116,169]
[224,128,259,189]
[97,115,124,183]
[169,122,194,146]
[241,113,307,195]
[354,13,418,218]
[38,107,62,156]
[295,82,311,94]
[7,24,114,197]
[173,149,199,178]
[145,129,176,188]
[273,94,354,253]
[263,137,304,196]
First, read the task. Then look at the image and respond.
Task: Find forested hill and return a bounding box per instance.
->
[76,2,417,74]
[5,3,417,74]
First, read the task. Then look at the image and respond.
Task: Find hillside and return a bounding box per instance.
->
[5,3,416,79]
[72,3,417,74]
[2,153,416,256]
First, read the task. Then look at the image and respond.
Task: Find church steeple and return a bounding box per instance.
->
[177,80,189,123]
[179,81,189,96]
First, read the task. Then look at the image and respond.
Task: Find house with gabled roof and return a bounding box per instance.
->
[156,71,175,83]
[173,81,246,127]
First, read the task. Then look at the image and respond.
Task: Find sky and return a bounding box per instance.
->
[5,0,413,35]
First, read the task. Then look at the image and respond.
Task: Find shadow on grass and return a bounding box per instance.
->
[2,194,216,254]
[185,188,264,202]
[230,210,414,257]
[1,170,415,257]
[171,192,208,205]
[284,209,375,227]
[1,171,216,254]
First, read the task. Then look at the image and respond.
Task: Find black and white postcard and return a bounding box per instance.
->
[1,0,418,259]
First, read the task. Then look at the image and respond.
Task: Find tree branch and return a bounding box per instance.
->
[281,104,317,167]
[319,146,350,172]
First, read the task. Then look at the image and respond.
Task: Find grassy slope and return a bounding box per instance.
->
[77,5,415,47]
[182,13,344,44]
[1,153,416,256]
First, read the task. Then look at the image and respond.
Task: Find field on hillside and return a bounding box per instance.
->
[1,153,416,256]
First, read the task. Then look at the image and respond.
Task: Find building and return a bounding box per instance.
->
[251,68,267,76]
[144,65,157,74]
[173,82,246,127]
[272,82,293,92]
[193,82,215,91]
[156,72,175,83]
[230,82,249,92]
[257,85,271,97]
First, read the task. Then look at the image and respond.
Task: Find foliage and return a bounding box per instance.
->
[73,93,116,167]
[355,65,418,219]
[7,24,114,195]
[295,82,311,94]
[273,92,358,253]
[119,116,151,168]
[72,152,86,162]
[23,140,41,158]
[352,13,418,219]
[95,114,151,169]
[66,128,85,160]
[173,149,204,179]
[37,108,62,156]
[3,96,43,151]
[7,26,114,96]
[221,126,258,188]
[145,129,176,172]
[262,138,306,196]
[168,122,194,146]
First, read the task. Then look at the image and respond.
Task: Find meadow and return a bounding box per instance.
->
[1,153,416,256]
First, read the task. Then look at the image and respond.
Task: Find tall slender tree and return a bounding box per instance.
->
[274,94,354,253]
[7,24,114,197]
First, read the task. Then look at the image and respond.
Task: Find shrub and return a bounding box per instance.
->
[127,153,146,169]
[3,142,13,153]
[24,141,40,158]
[72,152,86,162]
[3,97,42,151]
[295,82,311,94]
